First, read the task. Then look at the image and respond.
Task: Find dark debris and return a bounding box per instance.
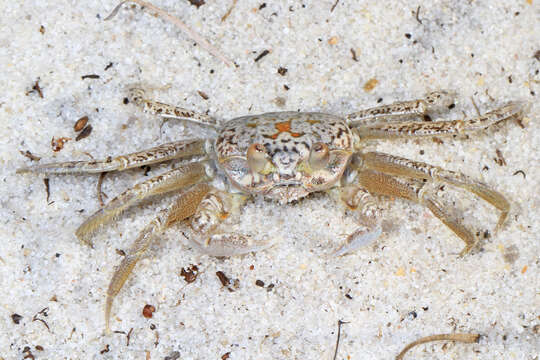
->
[180,264,199,283]
[512,170,526,178]
[81,74,100,80]
[100,344,110,354]
[197,90,209,100]
[164,351,181,360]
[254,49,270,62]
[494,149,507,166]
[19,150,41,161]
[350,48,358,62]
[43,178,51,203]
[216,271,239,292]
[11,313,23,324]
[188,0,205,8]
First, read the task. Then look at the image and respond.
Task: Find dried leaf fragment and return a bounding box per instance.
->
[142,304,156,318]
[74,115,89,131]
[51,137,71,152]
[216,270,239,292]
[363,78,379,92]
[328,36,339,45]
[75,125,93,141]
[216,271,230,286]
[197,90,209,100]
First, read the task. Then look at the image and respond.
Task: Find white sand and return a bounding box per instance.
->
[1,1,539,359]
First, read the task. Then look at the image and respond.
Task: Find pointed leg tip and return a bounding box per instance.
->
[76,234,94,248]
[75,226,96,248]
[104,296,113,335]
[495,212,508,232]
[458,243,475,257]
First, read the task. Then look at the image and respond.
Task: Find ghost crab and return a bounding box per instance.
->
[18,88,524,332]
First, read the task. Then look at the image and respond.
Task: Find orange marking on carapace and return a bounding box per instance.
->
[220,212,230,220]
[269,119,304,139]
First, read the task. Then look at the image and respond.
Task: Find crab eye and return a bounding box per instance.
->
[309,142,329,170]
[247,143,270,173]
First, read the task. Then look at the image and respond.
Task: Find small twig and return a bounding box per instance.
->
[396,333,480,360]
[97,172,108,207]
[484,89,495,102]
[350,48,358,62]
[105,0,234,67]
[512,170,526,178]
[221,0,237,22]
[32,308,51,333]
[126,327,134,346]
[331,0,340,12]
[254,49,270,62]
[81,74,100,80]
[414,6,422,24]
[32,79,44,98]
[43,178,51,203]
[470,96,481,116]
[333,320,349,360]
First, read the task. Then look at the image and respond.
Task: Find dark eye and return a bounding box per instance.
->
[253,143,265,152]
[247,143,270,173]
[309,142,329,170]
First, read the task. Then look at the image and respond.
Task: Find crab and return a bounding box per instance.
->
[17,88,524,333]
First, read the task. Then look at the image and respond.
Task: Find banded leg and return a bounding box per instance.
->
[353,102,524,139]
[105,183,211,334]
[17,139,207,175]
[333,186,383,256]
[185,190,275,256]
[357,152,509,229]
[129,88,217,128]
[355,169,478,255]
[346,91,455,125]
[77,161,211,246]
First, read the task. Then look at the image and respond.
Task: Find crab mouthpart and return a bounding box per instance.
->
[265,184,309,204]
